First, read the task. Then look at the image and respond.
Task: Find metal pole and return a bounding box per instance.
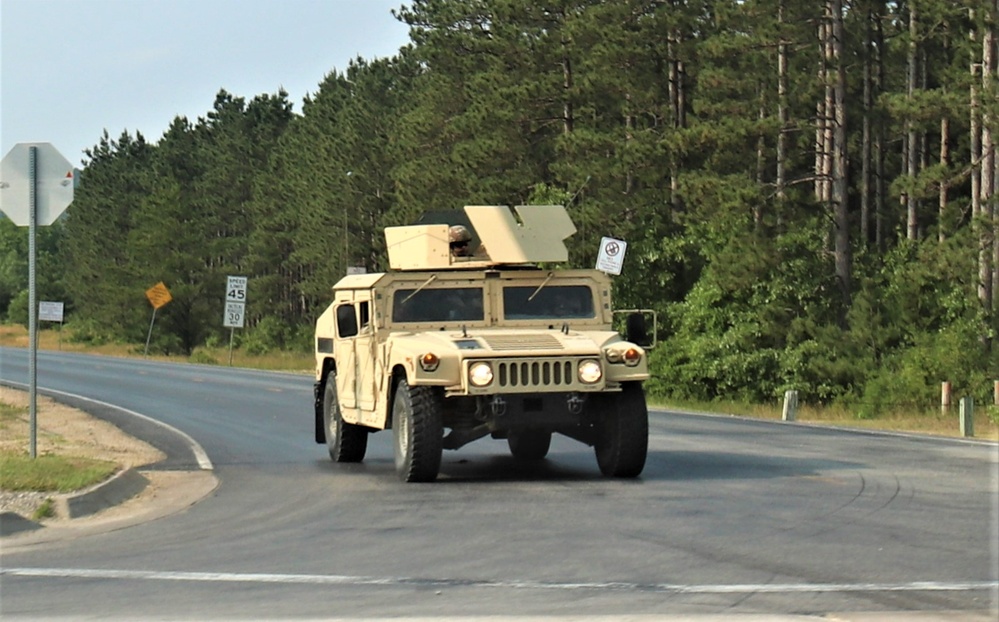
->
[228,327,235,366]
[28,146,38,459]
[144,307,157,357]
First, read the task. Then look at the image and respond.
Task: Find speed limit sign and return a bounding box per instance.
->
[224,301,245,328]
[226,276,248,302]
[224,276,247,328]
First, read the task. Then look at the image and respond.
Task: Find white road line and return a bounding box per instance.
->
[2,568,996,595]
[1,381,213,470]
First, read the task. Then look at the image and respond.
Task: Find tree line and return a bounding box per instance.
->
[1,0,996,412]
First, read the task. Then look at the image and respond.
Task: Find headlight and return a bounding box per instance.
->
[577,359,602,384]
[468,361,494,387]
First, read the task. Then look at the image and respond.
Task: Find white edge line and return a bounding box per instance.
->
[1,567,996,595]
[1,380,213,471]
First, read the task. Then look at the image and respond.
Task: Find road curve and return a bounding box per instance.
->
[0,347,996,620]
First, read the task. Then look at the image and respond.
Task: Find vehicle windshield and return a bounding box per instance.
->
[392,287,484,322]
[503,285,595,320]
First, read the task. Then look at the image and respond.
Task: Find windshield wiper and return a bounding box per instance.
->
[401,275,438,304]
[527,272,554,302]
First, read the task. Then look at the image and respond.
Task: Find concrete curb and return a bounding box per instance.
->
[0,469,149,536]
[1,380,215,538]
[54,467,150,520]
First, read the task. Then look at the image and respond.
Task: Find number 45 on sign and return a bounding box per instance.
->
[224,276,247,328]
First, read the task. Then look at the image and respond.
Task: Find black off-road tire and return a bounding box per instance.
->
[594,382,648,478]
[324,374,368,462]
[392,379,443,482]
[507,429,552,461]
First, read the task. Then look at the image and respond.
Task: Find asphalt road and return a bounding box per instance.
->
[0,347,997,621]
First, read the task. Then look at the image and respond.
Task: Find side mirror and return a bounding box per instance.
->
[614,309,657,349]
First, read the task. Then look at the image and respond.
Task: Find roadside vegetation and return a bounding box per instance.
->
[0,398,117,494]
[3,324,996,446]
[1,2,996,445]
[0,324,312,373]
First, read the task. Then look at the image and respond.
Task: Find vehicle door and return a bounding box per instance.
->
[334,297,379,418]
[334,301,360,416]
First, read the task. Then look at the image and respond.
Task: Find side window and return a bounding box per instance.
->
[359,301,370,330]
[336,304,358,338]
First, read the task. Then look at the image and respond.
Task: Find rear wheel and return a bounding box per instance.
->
[324,374,367,462]
[594,382,648,478]
[392,379,443,482]
[507,429,552,460]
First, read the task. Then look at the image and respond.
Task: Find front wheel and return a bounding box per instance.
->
[324,374,367,462]
[392,379,443,482]
[593,382,648,478]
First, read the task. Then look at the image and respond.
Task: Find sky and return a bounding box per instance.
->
[1,0,412,167]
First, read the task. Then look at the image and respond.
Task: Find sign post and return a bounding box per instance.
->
[39,301,65,350]
[144,282,172,357]
[224,276,248,366]
[0,143,76,458]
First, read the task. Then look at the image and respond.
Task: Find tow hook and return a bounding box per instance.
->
[490,395,507,417]
[566,392,585,414]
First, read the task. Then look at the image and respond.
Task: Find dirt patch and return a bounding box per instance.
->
[0,386,165,519]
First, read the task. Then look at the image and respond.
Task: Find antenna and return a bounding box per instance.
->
[567,175,592,206]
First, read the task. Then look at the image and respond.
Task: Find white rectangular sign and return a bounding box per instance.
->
[38,301,64,322]
[226,276,248,302]
[224,301,245,328]
[595,237,627,275]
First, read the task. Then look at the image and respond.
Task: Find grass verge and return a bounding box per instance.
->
[0,453,117,492]
[1,393,120,498]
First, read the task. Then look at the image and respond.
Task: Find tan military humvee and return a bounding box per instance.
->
[313,205,652,482]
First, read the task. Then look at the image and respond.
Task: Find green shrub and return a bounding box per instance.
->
[32,498,56,520]
[188,348,219,365]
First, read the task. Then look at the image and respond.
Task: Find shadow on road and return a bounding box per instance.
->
[645,449,862,481]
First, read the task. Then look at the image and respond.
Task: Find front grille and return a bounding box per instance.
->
[496,358,577,389]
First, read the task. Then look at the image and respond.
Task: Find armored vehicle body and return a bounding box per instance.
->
[314,205,651,482]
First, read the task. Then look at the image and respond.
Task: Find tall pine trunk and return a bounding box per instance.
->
[830,0,851,303]
[981,10,996,312]
[861,0,873,247]
[939,116,950,242]
[776,0,788,203]
[905,5,920,240]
